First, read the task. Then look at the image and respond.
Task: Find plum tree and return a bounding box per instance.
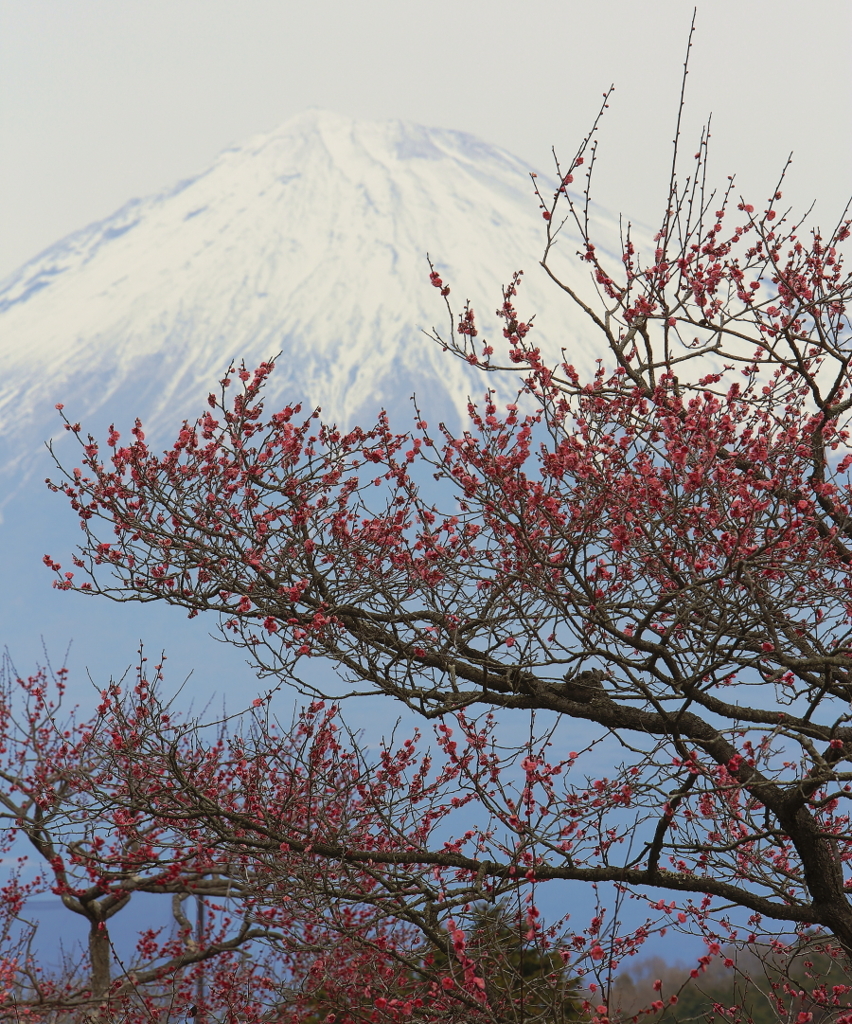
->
[43,27,852,1024]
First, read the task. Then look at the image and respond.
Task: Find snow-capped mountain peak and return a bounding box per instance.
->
[0,109,614,498]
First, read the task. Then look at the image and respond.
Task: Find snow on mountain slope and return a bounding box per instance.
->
[0,109,627,691]
[0,109,618,501]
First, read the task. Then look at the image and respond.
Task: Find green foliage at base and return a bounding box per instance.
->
[425,901,588,1024]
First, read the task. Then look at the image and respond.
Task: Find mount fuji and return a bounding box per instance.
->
[0,108,618,695]
[0,109,620,491]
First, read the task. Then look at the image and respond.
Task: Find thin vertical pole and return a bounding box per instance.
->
[196,895,206,1006]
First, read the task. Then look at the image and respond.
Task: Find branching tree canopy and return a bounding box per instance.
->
[0,656,595,1024]
[42,37,852,1024]
[0,654,284,1020]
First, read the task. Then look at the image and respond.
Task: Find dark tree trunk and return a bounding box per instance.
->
[88,919,111,998]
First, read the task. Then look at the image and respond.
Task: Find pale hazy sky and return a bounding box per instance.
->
[1,0,850,281]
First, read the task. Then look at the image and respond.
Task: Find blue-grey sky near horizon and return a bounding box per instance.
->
[1,0,850,282]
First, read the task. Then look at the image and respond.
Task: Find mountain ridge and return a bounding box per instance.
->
[0,108,617,504]
[0,107,619,700]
